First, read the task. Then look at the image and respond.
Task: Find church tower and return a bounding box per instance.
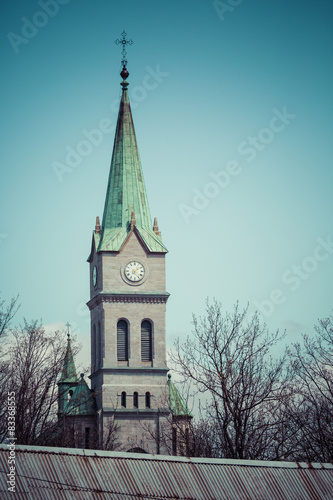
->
[87,37,170,453]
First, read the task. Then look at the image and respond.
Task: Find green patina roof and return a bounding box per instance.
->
[59,335,78,384]
[65,374,96,416]
[92,226,167,254]
[94,74,167,255]
[167,374,192,417]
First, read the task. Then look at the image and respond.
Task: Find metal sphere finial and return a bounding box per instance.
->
[120,66,129,80]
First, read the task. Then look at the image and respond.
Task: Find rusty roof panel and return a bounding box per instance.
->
[1,445,333,500]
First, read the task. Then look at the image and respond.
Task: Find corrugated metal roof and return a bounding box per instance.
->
[0,445,332,500]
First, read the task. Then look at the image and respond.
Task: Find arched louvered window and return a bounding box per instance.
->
[117,320,128,361]
[96,321,101,369]
[121,391,126,408]
[133,392,138,409]
[145,391,151,409]
[92,324,96,370]
[141,320,152,361]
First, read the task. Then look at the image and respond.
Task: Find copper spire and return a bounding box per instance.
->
[97,33,168,253]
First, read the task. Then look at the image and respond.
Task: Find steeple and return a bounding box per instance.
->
[92,33,167,255]
[102,69,152,231]
[57,323,78,416]
[87,35,171,454]
[59,324,78,384]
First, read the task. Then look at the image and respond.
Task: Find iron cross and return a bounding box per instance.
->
[115,30,133,67]
[66,321,71,339]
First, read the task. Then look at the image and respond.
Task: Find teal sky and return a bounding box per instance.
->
[1,0,332,369]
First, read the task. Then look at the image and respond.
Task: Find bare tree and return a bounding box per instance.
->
[288,312,333,462]
[171,300,291,460]
[0,296,120,450]
[1,320,81,445]
[0,295,20,441]
[0,294,19,342]
[100,414,120,451]
[189,415,219,458]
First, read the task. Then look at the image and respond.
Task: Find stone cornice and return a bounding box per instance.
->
[87,291,170,310]
[102,408,171,417]
[89,367,169,378]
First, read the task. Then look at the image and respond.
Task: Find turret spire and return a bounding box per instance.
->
[59,323,77,384]
[57,323,78,417]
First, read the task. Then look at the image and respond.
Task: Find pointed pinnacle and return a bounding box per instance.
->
[95,216,101,234]
[153,217,160,236]
[131,210,136,229]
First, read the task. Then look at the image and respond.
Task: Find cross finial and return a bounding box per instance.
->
[115,30,133,69]
[66,321,71,341]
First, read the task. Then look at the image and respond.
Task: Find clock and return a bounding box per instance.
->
[92,266,97,287]
[124,261,145,282]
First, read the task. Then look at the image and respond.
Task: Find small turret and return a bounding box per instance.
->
[66,373,96,416]
[167,374,192,456]
[57,323,78,417]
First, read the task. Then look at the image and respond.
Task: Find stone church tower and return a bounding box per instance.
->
[57,35,192,453]
[86,58,173,453]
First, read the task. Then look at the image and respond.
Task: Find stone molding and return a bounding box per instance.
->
[89,367,169,377]
[87,292,169,310]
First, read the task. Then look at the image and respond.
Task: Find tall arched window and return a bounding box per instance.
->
[121,391,126,408]
[97,321,101,369]
[92,324,96,370]
[141,320,152,361]
[133,392,138,408]
[117,320,128,361]
[145,391,151,409]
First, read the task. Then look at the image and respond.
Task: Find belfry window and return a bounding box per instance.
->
[85,427,90,449]
[96,321,101,369]
[92,324,96,370]
[121,391,126,408]
[141,320,152,361]
[145,391,151,409]
[117,320,128,361]
[133,392,138,408]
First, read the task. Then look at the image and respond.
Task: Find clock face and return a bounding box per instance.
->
[92,266,97,287]
[125,261,145,282]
